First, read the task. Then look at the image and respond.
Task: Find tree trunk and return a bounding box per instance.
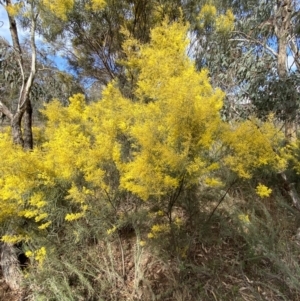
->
[11,111,24,148]
[23,100,33,150]
[0,243,22,291]
[275,0,297,141]
[275,0,300,209]
[1,0,37,293]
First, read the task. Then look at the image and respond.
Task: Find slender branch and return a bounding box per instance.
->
[206,179,238,224]
[230,31,278,58]
[5,0,26,109]
[104,189,118,214]
[37,66,58,72]
[0,101,13,120]
[117,235,125,279]
[17,59,25,101]
[167,174,185,224]
[288,35,300,70]
[279,171,300,211]
[19,10,37,110]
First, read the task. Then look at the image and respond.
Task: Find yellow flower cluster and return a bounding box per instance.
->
[25,247,47,268]
[256,183,272,198]
[5,2,23,17]
[198,4,217,26]
[147,223,170,239]
[85,0,106,11]
[19,192,51,230]
[42,0,74,20]
[106,226,117,235]
[116,21,225,200]
[238,214,250,224]
[198,5,234,35]
[139,240,146,247]
[216,9,235,34]
[205,177,224,187]
[224,118,285,178]
[2,234,30,244]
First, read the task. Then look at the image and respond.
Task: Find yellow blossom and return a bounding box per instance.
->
[5,2,23,17]
[34,247,47,267]
[256,183,272,198]
[216,9,235,34]
[42,0,74,20]
[174,217,183,228]
[139,240,146,246]
[238,214,250,224]
[147,232,154,239]
[205,177,224,187]
[198,4,217,26]
[65,212,85,221]
[1,234,30,244]
[38,221,52,230]
[25,250,33,258]
[107,226,117,235]
[85,0,106,11]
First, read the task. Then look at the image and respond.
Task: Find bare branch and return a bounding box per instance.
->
[288,35,300,70]
[230,32,279,58]
[19,9,37,110]
[0,101,13,120]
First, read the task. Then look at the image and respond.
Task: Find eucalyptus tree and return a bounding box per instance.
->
[183,0,300,210]
[0,0,80,291]
[194,1,300,134]
[230,0,300,140]
[0,0,39,149]
[222,0,300,208]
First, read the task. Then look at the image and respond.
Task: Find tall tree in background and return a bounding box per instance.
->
[0,0,38,149]
[0,0,78,291]
[180,0,300,209]
[40,0,184,97]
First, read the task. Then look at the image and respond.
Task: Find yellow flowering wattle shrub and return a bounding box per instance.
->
[0,20,287,259]
[111,21,227,200]
[223,117,286,178]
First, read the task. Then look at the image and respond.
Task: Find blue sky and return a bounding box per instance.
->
[0,5,69,72]
[1,4,297,74]
[0,6,12,43]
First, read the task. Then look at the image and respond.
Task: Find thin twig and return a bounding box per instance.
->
[104,189,118,214]
[206,179,238,224]
[117,234,125,279]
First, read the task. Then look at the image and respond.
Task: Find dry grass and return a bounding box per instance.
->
[2,183,300,301]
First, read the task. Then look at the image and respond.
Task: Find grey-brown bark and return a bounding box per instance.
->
[2,0,37,147]
[274,1,300,210]
[275,0,297,141]
[23,100,33,150]
[0,243,22,291]
[0,0,37,292]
